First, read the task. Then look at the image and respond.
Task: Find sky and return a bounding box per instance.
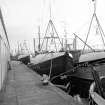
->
[0,0,105,54]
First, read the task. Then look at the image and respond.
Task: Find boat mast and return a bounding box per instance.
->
[33,38,36,54]
[49,0,52,20]
[38,26,41,52]
[62,38,64,51]
[23,40,29,54]
[64,26,67,51]
[17,41,20,55]
[73,35,77,50]
[20,43,23,54]
[73,33,95,51]
[93,0,96,14]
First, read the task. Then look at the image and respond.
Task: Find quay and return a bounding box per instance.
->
[0,61,81,105]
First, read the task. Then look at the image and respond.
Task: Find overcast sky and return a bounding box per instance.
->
[0,0,105,53]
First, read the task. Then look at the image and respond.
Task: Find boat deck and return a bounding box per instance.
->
[0,61,81,105]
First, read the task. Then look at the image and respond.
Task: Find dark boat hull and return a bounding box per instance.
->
[18,55,30,65]
[30,52,73,78]
[73,52,105,80]
[72,63,105,80]
[68,52,105,98]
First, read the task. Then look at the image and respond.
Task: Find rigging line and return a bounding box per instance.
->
[49,0,52,20]
[75,18,90,35]
[40,20,50,51]
[53,37,57,52]
[62,38,64,50]
[38,26,41,52]
[51,22,57,52]
[0,40,2,89]
[73,33,95,52]
[96,17,105,38]
[90,66,105,98]
[48,53,53,79]
[95,14,105,48]
[33,38,36,54]
[82,13,95,53]
[51,20,63,48]
[46,38,48,51]
[95,14,105,49]
[49,0,55,20]
[54,38,58,52]
[93,0,97,14]
[64,28,67,51]
[50,67,75,82]
[24,40,29,54]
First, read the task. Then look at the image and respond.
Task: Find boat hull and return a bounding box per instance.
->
[18,55,30,65]
[68,52,105,98]
[72,63,105,80]
[30,52,73,78]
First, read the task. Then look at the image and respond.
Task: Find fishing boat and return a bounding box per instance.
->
[29,0,75,82]
[18,54,30,65]
[69,51,105,97]
[89,75,105,105]
[74,51,105,80]
[30,51,73,78]
[0,8,10,92]
[29,19,74,83]
[17,41,30,65]
[67,0,105,99]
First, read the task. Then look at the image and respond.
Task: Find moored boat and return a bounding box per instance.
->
[73,51,105,80]
[68,51,105,97]
[65,0,105,99]
[30,51,73,79]
[29,13,74,81]
[18,54,30,65]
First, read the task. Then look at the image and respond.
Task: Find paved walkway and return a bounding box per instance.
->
[0,61,81,105]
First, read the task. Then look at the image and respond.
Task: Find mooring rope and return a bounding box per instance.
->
[41,52,54,85]
[50,67,76,82]
[48,51,56,80]
[49,53,53,79]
